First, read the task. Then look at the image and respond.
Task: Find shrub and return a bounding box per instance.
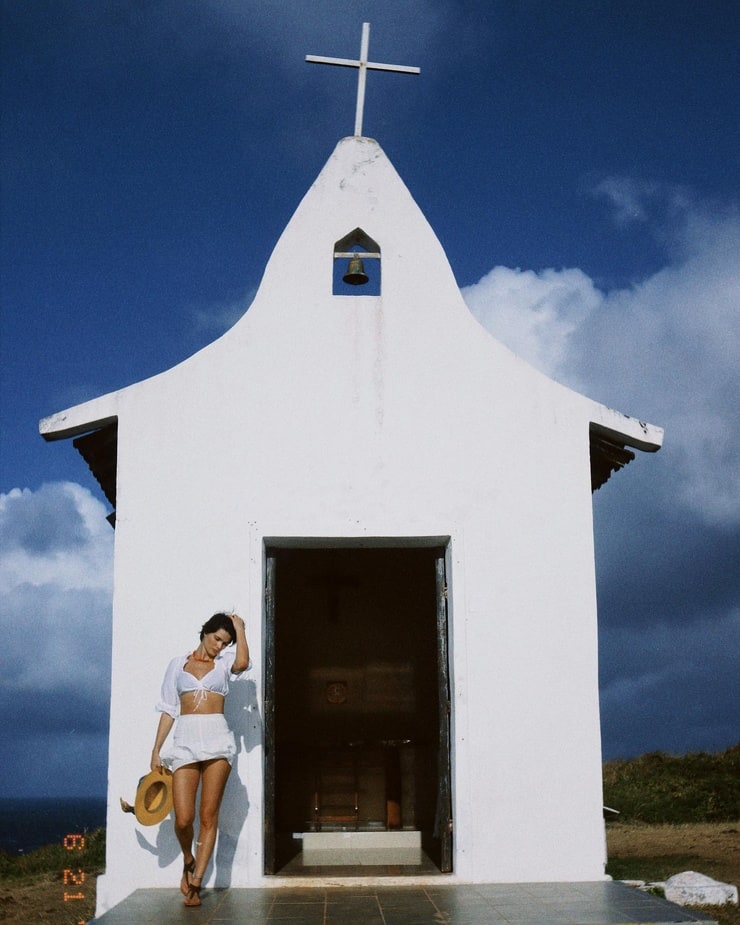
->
[603,744,740,823]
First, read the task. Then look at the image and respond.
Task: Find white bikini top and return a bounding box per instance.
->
[156,649,249,717]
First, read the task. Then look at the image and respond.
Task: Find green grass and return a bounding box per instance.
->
[0,828,105,883]
[606,854,707,883]
[603,744,740,823]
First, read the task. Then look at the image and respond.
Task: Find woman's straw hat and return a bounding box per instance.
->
[120,768,173,825]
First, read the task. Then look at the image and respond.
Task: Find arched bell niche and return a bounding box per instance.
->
[333,227,381,295]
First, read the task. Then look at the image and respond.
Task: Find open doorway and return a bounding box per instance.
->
[263,542,452,875]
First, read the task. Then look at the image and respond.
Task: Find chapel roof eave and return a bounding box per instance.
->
[587,407,663,492]
[39,389,120,442]
[589,407,663,454]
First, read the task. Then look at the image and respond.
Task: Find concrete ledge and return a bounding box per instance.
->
[302,830,422,865]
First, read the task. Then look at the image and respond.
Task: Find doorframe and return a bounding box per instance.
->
[435,552,453,872]
[263,553,277,875]
[261,536,452,876]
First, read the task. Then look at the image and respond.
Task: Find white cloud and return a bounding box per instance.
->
[592,177,654,226]
[462,265,600,382]
[0,483,113,697]
[462,188,740,527]
[0,483,113,592]
[591,176,693,231]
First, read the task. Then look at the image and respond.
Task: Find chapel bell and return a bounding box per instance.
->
[342,254,369,285]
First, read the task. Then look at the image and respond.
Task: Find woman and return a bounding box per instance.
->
[151,611,250,908]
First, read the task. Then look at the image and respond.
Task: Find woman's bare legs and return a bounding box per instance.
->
[192,759,231,881]
[171,759,231,905]
[172,766,200,893]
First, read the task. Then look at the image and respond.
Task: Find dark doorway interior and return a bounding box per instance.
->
[265,545,450,874]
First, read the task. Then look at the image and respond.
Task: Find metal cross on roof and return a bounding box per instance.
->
[306,23,420,138]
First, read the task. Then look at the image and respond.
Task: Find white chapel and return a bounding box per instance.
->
[40,27,662,917]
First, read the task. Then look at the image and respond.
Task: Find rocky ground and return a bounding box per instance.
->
[606,822,739,886]
[606,823,739,925]
[0,868,98,924]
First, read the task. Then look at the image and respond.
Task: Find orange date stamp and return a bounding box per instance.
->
[62,833,87,924]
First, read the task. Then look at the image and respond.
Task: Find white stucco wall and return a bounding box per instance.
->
[41,137,661,914]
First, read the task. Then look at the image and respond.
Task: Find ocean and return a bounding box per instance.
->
[0,797,107,854]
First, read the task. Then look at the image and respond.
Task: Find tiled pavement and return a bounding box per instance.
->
[91,880,717,924]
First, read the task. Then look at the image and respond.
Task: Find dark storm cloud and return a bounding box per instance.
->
[595,506,740,630]
[2,574,111,683]
[21,689,110,737]
[599,610,740,758]
[0,729,109,799]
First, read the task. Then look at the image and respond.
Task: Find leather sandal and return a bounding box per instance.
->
[180,857,195,896]
[184,876,202,907]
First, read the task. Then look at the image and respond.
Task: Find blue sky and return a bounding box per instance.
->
[1,0,738,798]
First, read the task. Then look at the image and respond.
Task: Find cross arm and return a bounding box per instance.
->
[306,54,361,68]
[306,54,420,75]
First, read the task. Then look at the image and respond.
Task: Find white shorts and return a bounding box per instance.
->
[162,714,237,773]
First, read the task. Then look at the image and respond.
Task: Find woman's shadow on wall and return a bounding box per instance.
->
[135,678,262,887]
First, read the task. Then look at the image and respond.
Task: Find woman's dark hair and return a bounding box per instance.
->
[200,612,236,645]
